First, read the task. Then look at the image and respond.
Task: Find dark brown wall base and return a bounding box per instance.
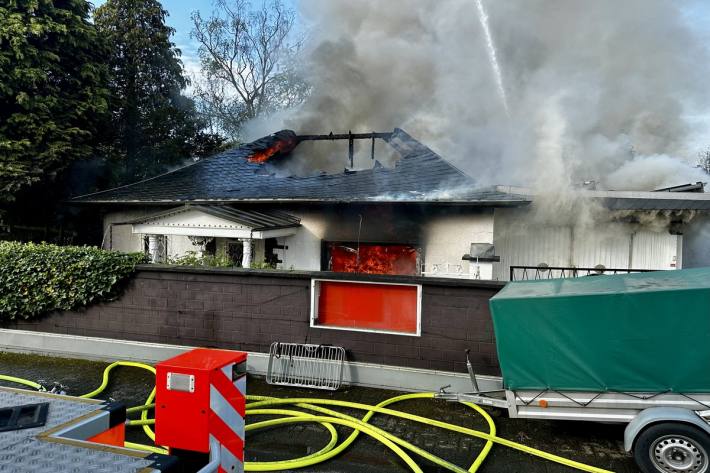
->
[3,265,504,375]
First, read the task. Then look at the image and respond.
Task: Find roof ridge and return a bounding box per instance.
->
[67,129,531,205]
[387,128,473,181]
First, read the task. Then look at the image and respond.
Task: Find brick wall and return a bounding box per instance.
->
[3,266,504,375]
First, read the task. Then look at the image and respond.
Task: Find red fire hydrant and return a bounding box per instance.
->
[155,348,247,472]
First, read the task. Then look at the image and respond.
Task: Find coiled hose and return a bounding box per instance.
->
[1,363,613,473]
[78,360,160,450]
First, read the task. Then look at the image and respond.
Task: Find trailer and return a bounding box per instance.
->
[439,268,710,473]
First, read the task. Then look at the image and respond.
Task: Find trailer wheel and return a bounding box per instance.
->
[634,422,710,473]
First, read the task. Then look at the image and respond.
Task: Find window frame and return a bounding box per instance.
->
[321,241,423,275]
[310,278,422,336]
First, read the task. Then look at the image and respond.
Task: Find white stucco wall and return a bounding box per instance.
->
[277,210,326,271]
[420,209,495,278]
[103,205,700,279]
[105,210,201,259]
[103,209,158,252]
[166,235,195,260]
[107,206,498,277]
[276,207,496,276]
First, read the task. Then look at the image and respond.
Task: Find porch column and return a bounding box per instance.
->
[147,234,162,263]
[241,238,252,268]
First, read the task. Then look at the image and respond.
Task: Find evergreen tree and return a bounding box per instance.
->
[95,0,223,184]
[0,0,109,202]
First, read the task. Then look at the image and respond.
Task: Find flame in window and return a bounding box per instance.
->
[329,243,419,275]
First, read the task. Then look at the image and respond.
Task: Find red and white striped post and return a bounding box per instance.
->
[155,348,247,472]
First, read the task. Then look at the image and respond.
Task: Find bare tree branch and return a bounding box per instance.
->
[191,0,306,140]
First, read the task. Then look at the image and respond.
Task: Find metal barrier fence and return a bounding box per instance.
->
[267,342,346,391]
[509,265,655,281]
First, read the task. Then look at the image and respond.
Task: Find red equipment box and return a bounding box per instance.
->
[155,348,247,470]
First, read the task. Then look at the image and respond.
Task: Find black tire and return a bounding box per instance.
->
[634,422,710,473]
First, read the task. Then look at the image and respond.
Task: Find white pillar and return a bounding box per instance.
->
[241,238,252,268]
[148,235,162,263]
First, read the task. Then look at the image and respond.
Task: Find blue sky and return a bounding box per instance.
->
[92,0,298,61]
[685,0,710,42]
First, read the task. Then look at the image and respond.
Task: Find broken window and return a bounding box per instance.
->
[326,242,420,276]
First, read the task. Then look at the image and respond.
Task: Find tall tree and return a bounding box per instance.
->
[95,0,223,184]
[192,0,308,140]
[0,0,109,203]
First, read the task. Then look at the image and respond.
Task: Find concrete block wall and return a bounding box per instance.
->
[3,266,504,375]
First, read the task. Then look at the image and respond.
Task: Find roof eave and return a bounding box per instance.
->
[251,223,302,231]
[69,198,532,207]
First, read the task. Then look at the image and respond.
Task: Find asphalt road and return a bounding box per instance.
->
[0,352,638,472]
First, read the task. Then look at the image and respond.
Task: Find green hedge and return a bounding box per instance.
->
[0,241,146,321]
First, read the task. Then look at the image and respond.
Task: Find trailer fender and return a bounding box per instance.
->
[624,407,710,452]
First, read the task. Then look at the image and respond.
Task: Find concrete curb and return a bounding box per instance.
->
[0,329,498,393]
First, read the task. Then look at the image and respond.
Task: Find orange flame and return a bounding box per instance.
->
[330,244,418,275]
[247,137,298,163]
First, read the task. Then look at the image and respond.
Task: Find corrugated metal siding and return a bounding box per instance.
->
[493,209,680,280]
[571,225,630,269]
[631,231,679,269]
[494,219,572,280]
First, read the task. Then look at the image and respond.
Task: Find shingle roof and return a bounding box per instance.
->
[71,128,530,206]
[493,186,710,210]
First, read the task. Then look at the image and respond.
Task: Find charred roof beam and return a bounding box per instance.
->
[296,132,393,141]
[297,131,392,168]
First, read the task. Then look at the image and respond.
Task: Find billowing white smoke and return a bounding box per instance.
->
[606,155,707,191]
[245,0,710,192]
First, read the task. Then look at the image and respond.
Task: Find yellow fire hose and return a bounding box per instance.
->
[0,363,614,473]
[78,361,159,444]
[245,393,489,473]
[246,396,613,473]
[0,374,45,391]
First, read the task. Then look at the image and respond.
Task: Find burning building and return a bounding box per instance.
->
[73,129,710,281]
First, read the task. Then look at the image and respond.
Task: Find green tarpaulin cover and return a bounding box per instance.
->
[490,268,710,392]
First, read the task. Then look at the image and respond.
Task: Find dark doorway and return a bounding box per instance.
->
[227,241,244,267]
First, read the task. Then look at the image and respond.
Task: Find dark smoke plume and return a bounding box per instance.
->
[245,0,710,193]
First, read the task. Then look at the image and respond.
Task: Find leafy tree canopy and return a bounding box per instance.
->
[0,241,145,320]
[95,0,224,185]
[0,0,109,202]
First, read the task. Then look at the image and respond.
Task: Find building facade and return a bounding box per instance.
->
[76,129,710,281]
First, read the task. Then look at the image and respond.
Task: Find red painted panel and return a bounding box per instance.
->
[329,244,418,275]
[155,365,211,453]
[155,349,247,454]
[317,281,418,333]
[159,348,247,371]
[88,424,125,447]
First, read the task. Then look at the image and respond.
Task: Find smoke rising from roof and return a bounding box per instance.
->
[245,0,709,193]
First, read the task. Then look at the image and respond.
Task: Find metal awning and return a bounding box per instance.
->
[129,205,301,239]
